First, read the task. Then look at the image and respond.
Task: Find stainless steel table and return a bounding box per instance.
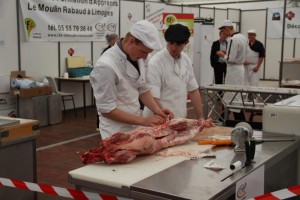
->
[69,132,300,200]
[203,84,300,122]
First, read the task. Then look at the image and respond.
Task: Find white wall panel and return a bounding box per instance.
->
[93,41,106,65]
[199,7,214,20]
[120,1,143,38]
[6,0,300,111]
[183,6,199,18]
[20,41,58,80]
[265,39,294,80]
[164,4,181,13]
[295,39,300,58]
[213,9,227,40]
[0,0,18,75]
[228,9,240,22]
[241,10,266,79]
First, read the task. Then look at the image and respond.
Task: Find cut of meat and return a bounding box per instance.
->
[81,118,214,164]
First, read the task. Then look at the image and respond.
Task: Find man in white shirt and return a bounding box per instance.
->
[216,19,247,121]
[90,20,173,139]
[244,29,265,87]
[143,23,203,119]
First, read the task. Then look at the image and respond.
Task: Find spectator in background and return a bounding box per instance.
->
[216,20,247,121]
[243,29,265,100]
[210,30,227,86]
[101,33,119,55]
[143,24,204,120]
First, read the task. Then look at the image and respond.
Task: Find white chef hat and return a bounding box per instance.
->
[130,20,162,50]
[247,29,257,34]
[218,19,233,29]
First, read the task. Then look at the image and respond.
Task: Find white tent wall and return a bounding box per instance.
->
[241,9,300,80]
[0,0,18,75]
[183,6,200,18]
[191,1,292,10]
[241,10,266,79]
[211,9,227,40]
[164,4,181,13]
[120,1,143,37]
[296,39,300,58]
[1,0,300,110]
[199,7,214,20]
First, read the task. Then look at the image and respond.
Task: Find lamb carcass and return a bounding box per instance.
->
[81,118,214,164]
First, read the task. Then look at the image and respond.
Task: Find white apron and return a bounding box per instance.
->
[143,62,189,118]
[99,49,146,139]
[244,47,260,87]
[222,64,244,112]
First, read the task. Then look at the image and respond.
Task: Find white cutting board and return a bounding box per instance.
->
[69,142,213,188]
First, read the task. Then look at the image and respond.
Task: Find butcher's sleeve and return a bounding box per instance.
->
[145,59,162,99]
[90,65,118,113]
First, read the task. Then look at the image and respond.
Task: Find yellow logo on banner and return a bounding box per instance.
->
[164,14,177,27]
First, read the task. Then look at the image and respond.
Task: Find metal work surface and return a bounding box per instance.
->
[202,84,300,122]
[70,132,300,200]
[130,132,300,200]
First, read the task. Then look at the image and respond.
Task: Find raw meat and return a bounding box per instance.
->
[81,118,214,164]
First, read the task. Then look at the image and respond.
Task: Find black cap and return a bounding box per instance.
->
[164,24,190,43]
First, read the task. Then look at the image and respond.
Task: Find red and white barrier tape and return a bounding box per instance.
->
[1,176,300,200]
[0,177,118,200]
[249,185,300,200]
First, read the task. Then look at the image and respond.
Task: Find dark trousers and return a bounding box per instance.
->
[214,62,227,98]
[213,62,227,84]
[232,111,246,121]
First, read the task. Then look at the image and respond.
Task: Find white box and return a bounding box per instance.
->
[0,75,10,93]
[263,105,300,135]
[0,93,17,111]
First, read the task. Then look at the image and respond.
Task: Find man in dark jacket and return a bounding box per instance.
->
[210,30,227,85]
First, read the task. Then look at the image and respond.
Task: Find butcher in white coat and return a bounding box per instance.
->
[143,24,204,120]
[243,29,265,91]
[216,20,247,121]
[90,20,173,139]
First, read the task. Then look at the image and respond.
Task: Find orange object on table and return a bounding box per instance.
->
[198,139,233,146]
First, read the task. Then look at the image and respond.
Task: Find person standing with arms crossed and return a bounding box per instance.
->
[216,20,247,121]
[90,20,173,140]
[143,23,204,120]
[243,29,265,100]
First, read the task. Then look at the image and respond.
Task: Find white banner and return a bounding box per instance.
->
[19,0,119,42]
[145,2,165,31]
[267,7,300,38]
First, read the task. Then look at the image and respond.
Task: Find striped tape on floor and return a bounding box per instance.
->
[0,177,118,200]
[249,185,300,200]
[1,176,300,200]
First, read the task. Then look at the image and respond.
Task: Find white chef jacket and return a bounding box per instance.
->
[90,43,150,139]
[143,48,199,118]
[222,33,248,111]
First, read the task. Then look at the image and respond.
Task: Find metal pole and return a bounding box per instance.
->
[16,0,21,70]
[263,8,268,80]
[279,0,287,87]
